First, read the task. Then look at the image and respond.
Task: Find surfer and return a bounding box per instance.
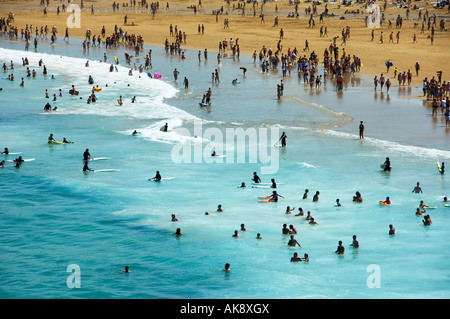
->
[162,123,168,132]
[48,134,56,143]
[2,148,9,155]
[440,162,445,175]
[62,138,72,144]
[150,171,162,181]
[0,160,4,168]
[83,149,91,161]
[43,102,52,111]
[335,199,341,207]
[118,96,123,106]
[269,191,283,202]
[279,132,287,147]
[389,224,395,235]
[132,130,140,135]
[382,157,391,172]
[270,179,277,188]
[380,197,391,205]
[412,182,423,194]
[237,182,246,188]
[252,172,261,184]
[83,162,93,172]
[14,156,24,168]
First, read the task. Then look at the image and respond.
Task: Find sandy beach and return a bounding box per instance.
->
[1,0,449,90]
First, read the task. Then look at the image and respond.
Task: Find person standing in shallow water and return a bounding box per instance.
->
[359,121,364,139]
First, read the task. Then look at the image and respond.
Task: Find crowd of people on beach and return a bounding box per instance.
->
[1,1,449,278]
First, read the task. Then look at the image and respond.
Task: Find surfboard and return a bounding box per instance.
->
[94,169,120,172]
[7,158,35,162]
[437,162,442,174]
[212,155,226,158]
[380,164,392,171]
[258,200,275,203]
[251,182,284,185]
[422,206,437,209]
[379,201,389,205]
[161,177,175,180]
[48,140,65,144]
[252,185,271,188]
[87,157,111,161]
[1,152,22,155]
[160,125,168,132]
[444,204,450,207]
[199,102,211,107]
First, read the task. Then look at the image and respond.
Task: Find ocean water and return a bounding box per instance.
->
[0,36,449,299]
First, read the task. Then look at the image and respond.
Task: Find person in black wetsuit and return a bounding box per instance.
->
[270,179,277,188]
[279,132,287,147]
[1,148,8,155]
[83,149,91,161]
[150,171,161,181]
[383,157,391,171]
[83,162,93,172]
[252,172,261,183]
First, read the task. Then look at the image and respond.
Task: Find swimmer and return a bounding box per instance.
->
[132,130,140,135]
[288,225,297,234]
[309,217,318,225]
[282,224,290,234]
[412,182,423,193]
[287,234,301,247]
[232,230,241,238]
[217,205,223,212]
[353,191,363,203]
[123,266,131,273]
[62,138,73,144]
[224,263,231,272]
[335,199,341,207]
[303,189,309,199]
[237,182,246,188]
[389,224,395,235]
[444,197,448,202]
[285,206,295,214]
[174,228,183,236]
[295,207,304,216]
[290,252,302,262]
[0,160,4,168]
[305,211,313,220]
[416,207,425,216]
[256,233,262,240]
[171,214,179,222]
[349,235,359,248]
[380,197,391,205]
[240,224,246,231]
[423,215,432,226]
[313,191,320,202]
[334,241,345,255]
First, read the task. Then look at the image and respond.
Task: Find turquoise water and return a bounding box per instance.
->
[0,37,449,299]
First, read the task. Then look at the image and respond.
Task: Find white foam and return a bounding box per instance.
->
[0,47,197,122]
